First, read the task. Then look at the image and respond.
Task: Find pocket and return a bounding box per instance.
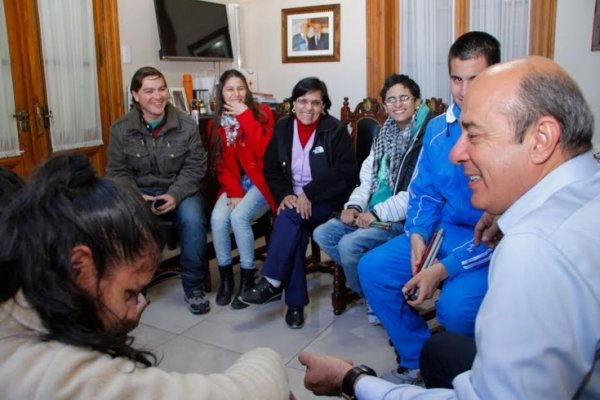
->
[123,140,152,176]
[160,139,188,174]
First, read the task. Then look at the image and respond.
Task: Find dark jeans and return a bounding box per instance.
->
[420,331,477,389]
[142,189,207,294]
[260,203,333,307]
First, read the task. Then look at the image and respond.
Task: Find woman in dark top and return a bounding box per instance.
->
[240,77,357,329]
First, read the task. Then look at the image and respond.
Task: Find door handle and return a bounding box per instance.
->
[34,102,53,131]
[12,110,30,132]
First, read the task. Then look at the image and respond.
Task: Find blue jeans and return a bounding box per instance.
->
[142,189,207,295]
[358,224,489,369]
[210,186,270,269]
[313,217,404,297]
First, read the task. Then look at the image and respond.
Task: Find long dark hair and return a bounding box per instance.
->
[0,153,163,366]
[211,69,266,162]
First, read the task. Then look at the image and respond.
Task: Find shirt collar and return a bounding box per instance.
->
[446,103,461,124]
[498,151,598,234]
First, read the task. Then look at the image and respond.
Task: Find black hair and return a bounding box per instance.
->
[130,66,167,105]
[0,167,23,217]
[379,74,421,102]
[291,77,332,114]
[508,67,594,155]
[448,31,501,72]
[0,153,163,366]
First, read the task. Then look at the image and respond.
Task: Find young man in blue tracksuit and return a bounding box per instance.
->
[358,31,501,384]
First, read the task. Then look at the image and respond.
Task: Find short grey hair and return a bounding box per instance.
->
[507,69,594,155]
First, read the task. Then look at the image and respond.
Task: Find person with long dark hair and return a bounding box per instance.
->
[240,77,357,329]
[0,153,290,399]
[210,69,276,309]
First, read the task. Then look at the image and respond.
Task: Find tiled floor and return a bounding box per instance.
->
[132,259,398,399]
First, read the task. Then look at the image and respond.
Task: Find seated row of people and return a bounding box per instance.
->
[2,29,598,399]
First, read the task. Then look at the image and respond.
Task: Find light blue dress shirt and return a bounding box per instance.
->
[356,151,600,399]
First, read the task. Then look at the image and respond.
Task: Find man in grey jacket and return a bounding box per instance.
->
[107,66,209,314]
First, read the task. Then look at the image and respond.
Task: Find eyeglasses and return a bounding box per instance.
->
[385,95,414,105]
[295,98,324,108]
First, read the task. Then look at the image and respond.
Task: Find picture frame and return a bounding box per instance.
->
[169,87,189,113]
[593,0,600,51]
[281,4,340,63]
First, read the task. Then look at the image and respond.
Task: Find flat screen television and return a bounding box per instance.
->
[154,0,234,61]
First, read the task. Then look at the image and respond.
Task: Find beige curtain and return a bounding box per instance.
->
[37,0,102,151]
[0,1,20,158]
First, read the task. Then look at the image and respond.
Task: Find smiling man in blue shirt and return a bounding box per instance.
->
[299,56,600,400]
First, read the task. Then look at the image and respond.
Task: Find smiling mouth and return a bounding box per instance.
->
[468,175,481,183]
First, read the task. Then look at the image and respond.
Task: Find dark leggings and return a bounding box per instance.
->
[420,331,477,389]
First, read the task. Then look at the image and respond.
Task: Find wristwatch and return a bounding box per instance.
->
[341,364,377,399]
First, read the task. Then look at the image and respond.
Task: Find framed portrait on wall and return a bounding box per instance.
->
[593,0,600,50]
[169,87,189,113]
[281,4,340,63]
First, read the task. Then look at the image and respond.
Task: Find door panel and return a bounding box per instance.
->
[0,0,123,177]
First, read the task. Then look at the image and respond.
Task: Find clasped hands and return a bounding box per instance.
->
[340,208,376,228]
[278,193,312,219]
[142,193,177,216]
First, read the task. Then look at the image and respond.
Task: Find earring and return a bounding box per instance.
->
[291,107,296,113]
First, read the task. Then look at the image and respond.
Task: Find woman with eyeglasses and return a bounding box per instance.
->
[209,69,276,309]
[312,74,433,325]
[239,77,357,329]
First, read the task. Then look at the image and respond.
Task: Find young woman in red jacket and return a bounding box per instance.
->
[210,69,276,309]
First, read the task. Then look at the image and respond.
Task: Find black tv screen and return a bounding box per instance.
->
[154,0,234,61]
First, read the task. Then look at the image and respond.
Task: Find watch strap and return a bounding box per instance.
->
[341,364,377,399]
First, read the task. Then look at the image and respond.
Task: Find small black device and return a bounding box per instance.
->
[153,199,166,209]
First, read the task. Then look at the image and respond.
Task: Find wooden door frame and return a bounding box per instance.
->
[1,0,122,176]
[365,0,557,98]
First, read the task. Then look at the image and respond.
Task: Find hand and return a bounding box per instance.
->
[340,208,359,225]
[402,262,448,305]
[277,195,297,214]
[152,193,177,215]
[122,292,150,332]
[410,234,427,275]
[298,352,354,396]
[474,212,503,248]
[229,197,242,209]
[223,99,248,117]
[356,212,376,229]
[296,192,312,219]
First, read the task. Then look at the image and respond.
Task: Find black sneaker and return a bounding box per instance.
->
[184,290,210,315]
[239,277,282,305]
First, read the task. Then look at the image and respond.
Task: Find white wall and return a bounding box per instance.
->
[117,0,366,118]
[554,0,600,150]
[117,0,599,142]
[117,0,235,101]
[236,0,366,118]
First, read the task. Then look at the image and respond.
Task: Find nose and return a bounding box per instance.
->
[449,131,468,165]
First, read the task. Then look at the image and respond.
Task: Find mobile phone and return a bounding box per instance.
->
[152,199,166,210]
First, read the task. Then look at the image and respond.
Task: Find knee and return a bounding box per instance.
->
[229,208,248,226]
[435,295,479,337]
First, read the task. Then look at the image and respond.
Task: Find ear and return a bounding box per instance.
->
[529,116,561,164]
[70,244,98,294]
[131,91,139,103]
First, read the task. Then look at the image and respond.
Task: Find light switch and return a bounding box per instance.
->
[121,45,132,64]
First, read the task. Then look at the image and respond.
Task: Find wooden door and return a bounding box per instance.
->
[0,0,123,177]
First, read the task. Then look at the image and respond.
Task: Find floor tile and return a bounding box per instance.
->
[153,335,243,375]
